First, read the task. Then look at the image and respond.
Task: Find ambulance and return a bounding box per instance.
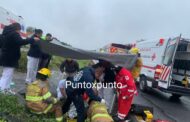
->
[0,6,26,37]
[136,35,190,98]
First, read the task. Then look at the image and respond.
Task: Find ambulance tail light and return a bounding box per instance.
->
[154,65,162,79]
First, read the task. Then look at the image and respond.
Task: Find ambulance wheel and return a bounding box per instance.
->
[139,76,147,92]
[171,94,182,99]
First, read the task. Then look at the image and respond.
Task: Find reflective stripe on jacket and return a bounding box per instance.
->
[25,80,53,113]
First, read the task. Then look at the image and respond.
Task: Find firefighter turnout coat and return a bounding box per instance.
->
[131,58,143,80]
[25,80,63,122]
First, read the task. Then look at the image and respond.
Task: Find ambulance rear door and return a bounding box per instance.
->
[158,36,181,89]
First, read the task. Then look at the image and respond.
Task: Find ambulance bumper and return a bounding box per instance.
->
[159,85,190,96]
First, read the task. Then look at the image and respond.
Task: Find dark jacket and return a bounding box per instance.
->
[0,26,33,68]
[41,39,52,59]
[60,60,79,73]
[104,68,115,83]
[41,52,51,59]
[27,35,42,58]
[68,67,102,102]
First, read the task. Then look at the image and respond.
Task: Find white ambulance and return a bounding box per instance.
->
[0,6,26,37]
[136,35,190,98]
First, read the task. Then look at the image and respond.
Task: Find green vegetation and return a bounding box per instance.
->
[17,51,90,72]
[0,93,65,122]
[17,52,28,72]
[78,60,90,69]
[49,56,64,70]
[17,51,65,72]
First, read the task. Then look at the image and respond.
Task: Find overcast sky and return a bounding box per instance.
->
[0,0,190,49]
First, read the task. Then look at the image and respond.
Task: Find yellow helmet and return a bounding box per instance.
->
[38,68,51,77]
[129,47,139,54]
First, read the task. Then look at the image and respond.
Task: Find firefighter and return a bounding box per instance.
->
[25,68,63,122]
[129,47,143,80]
[182,76,189,88]
[113,67,137,122]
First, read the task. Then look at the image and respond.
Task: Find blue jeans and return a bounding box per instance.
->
[62,87,85,122]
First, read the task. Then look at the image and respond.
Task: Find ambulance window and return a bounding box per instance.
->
[163,44,176,65]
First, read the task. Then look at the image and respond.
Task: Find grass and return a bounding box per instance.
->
[0,93,61,122]
[17,52,28,72]
[49,56,64,70]
[78,60,90,69]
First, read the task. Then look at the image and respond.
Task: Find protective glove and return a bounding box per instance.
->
[101,99,106,104]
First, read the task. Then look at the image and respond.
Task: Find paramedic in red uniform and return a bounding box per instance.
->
[114,66,137,122]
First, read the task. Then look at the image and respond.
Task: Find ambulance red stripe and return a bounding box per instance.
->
[163,67,168,80]
[163,67,171,80]
[141,64,171,81]
[160,65,164,79]
[142,65,156,70]
[160,65,167,80]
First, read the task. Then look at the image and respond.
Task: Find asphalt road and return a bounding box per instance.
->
[8,70,190,122]
[134,88,190,122]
